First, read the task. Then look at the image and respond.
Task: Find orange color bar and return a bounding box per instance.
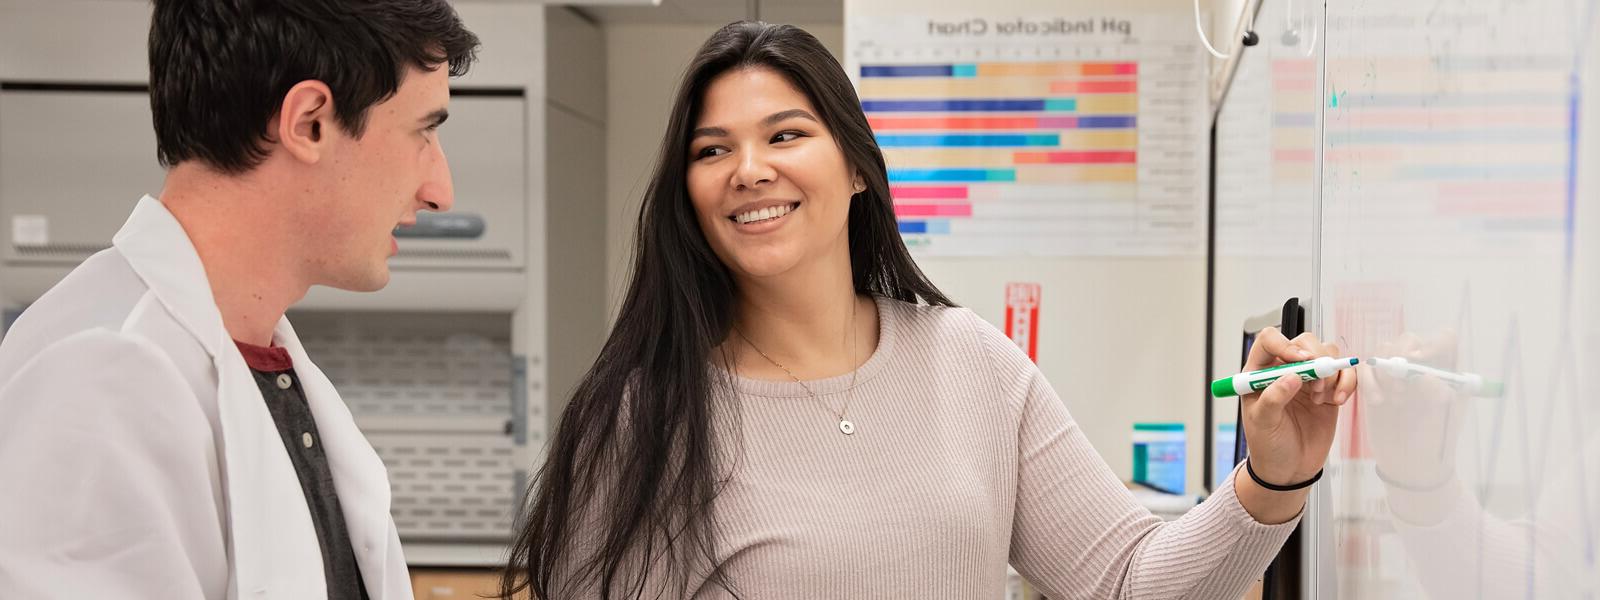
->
[975,61,1137,77]
[1082,62,1137,76]
[1013,151,1137,164]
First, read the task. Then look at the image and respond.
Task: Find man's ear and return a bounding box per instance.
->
[273,80,336,165]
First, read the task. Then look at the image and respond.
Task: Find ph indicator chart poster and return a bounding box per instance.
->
[847,14,1207,256]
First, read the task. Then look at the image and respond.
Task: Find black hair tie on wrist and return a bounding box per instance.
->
[1246,459,1323,491]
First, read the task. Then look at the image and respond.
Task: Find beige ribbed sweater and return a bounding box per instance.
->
[622,297,1298,598]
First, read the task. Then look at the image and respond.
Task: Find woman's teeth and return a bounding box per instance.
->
[734,203,795,224]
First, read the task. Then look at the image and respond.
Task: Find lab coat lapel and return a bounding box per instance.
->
[112,196,324,597]
[274,319,406,598]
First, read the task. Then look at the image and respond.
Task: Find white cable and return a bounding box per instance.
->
[1195,0,1231,59]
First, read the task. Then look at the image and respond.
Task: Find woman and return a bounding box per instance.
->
[503,21,1354,599]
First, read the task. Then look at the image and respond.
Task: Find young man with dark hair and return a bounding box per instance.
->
[0,2,479,597]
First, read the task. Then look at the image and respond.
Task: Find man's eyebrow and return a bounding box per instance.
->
[422,109,449,127]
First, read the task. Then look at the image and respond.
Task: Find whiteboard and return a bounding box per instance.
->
[1217,0,1600,596]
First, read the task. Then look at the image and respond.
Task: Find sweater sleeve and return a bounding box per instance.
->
[976,318,1299,599]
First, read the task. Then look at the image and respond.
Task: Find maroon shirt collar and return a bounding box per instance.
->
[234,340,293,371]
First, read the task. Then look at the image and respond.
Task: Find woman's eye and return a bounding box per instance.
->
[696,146,728,159]
[772,131,804,143]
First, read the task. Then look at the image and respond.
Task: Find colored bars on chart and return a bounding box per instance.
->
[861,60,1141,238]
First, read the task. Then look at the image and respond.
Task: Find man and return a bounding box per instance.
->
[0,1,478,597]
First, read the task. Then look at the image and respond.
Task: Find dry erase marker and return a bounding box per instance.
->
[1371,356,1504,397]
[1211,356,1360,398]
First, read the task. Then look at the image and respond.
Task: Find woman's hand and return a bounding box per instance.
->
[1233,327,1357,523]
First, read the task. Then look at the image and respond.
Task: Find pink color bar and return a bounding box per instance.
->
[891,185,968,199]
[1272,59,1317,78]
[869,116,1040,130]
[1344,109,1566,128]
[895,203,974,217]
[1435,194,1563,217]
[1436,182,1563,217]
[1273,78,1316,92]
[1082,62,1137,76]
[1013,150,1137,164]
[1035,116,1081,128]
[1050,80,1138,94]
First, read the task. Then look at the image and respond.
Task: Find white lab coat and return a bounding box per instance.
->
[0,196,411,599]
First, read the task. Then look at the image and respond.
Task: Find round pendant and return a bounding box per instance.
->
[839,420,855,435]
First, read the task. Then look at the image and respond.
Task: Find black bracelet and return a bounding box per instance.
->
[1245,459,1322,491]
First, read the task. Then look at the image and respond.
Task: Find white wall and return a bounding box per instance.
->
[545,7,609,431]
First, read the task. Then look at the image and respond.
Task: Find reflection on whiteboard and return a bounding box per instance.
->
[1316,0,1600,597]
[1214,0,1320,259]
[846,14,1208,256]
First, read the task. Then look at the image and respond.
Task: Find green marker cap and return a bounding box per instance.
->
[1211,377,1238,398]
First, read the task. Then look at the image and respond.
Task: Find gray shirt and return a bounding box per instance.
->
[237,341,368,600]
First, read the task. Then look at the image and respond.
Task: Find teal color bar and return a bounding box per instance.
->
[953,64,978,78]
[1134,423,1186,432]
[1044,98,1078,111]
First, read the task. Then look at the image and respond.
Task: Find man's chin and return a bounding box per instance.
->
[324,268,390,293]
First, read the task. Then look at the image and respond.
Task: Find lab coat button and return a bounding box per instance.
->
[302,432,314,448]
[276,374,293,389]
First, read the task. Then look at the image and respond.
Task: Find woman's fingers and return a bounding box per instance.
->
[1331,343,1356,404]
[1246,327,1313,371]
[1249,370,1303,425]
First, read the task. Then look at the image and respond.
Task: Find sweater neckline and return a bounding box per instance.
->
[713,295,899,399]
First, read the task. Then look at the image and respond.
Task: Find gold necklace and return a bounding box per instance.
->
[734,299,860,436]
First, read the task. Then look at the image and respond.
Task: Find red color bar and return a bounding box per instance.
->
[868,116,1040,130]
[1272,59,1317,78]
[1435,195,1563,217]
[1083,62,1137,76]
[891,186,968,199]
[1013,151,1137,164]
[1050,80,1138,94]
[895,203,974,217]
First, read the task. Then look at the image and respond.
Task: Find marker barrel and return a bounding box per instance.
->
[1211,356,1360,398]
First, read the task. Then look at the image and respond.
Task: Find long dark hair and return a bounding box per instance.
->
[502,21,952,599]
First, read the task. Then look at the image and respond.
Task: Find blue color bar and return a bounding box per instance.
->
[1078,116,1138,128]
[863,99,1077,112]
[877,133,1060,148]
[899,219,954,235]
[861,65,954,78]
[889,169,1017,183]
